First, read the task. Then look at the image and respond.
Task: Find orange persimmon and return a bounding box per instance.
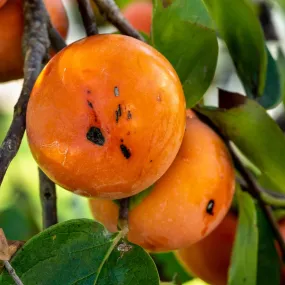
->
[27,34,186,199]
[0,0,69,82]
[123,2,152,35]
[89,110,235,251]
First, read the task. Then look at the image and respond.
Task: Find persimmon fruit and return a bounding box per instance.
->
[89,110,235,251]
[122,2,152,35]
[176,213,285,285]
[26,34,186,199]
[0,0,69,82]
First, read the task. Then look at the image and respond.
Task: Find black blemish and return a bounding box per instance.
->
[86,89,92,94]
[120,144,131,159]
[127,131,130,135]
[114,86,119,97]
[206,199,215,215]
[120,139,124,143]
[87,100,93,109]
[86,127,105,146]
[127,110,132,120]
[150,160,153,163]
[115,104,122,123]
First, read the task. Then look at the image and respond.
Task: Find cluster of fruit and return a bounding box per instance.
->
[0,1,240,284]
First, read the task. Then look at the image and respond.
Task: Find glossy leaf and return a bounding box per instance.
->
[256,47,281,109]
[151,0,218,107]
[277,48,285,102]
[203,0,267,97]
[0,219,159,285]
[228,190,258,285]
[196,91,285,195]
[256,207,280,285]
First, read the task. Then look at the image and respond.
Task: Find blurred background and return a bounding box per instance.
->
[1,0,285,284]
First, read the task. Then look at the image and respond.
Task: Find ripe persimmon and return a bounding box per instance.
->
[177,214,285,285]
[122,2,152,35]
[0,0,69,82]
[89,110,235,251]
[26,34,186,199]
[176,213,237,285]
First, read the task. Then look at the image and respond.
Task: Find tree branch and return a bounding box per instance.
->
[91,0,145,41]
[39,169,58,229]
[47,21,67,52]
[3,261,24,285]
[0,0,50,187]
[77,0,98,36]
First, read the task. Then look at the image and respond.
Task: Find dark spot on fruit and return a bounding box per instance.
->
[86,89,92,94]
[206,199,215,215]
[127,110,132,120]
[127,131,130,135]
[86,127,105,146]
[115,104,122,123]
[150,160,153,163]
[120,139,124,143]
[114,86,119,97]
[87,100,93,109]
[120,144,131,159]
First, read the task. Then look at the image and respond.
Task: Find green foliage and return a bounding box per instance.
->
[256,207,280,285]
[196,91,285,195]
[203,0,267,98]
[228,190,258,285]
[151,252,192,283]
[151,0,218,107]
[0,219,159,285]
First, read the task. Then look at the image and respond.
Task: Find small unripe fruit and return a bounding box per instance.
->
[90,110,235,251]
[27,34,186,199]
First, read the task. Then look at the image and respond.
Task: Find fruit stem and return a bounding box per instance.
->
[118,198,130,235]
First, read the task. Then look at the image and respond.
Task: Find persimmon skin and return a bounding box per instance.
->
[27,34,186,199]
[177,214,285,285]
[0,0,7,8]
[123,2,152,35]
[0,0,69,82]
[89,110,235,251]
[176,213,237,285]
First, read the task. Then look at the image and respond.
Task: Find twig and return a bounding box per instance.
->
[0,0,50,187]
[228,143,285,262]
[77,0,98,36]
[118,198,130,234]
[47,21,67,52]
[39,169,58,229]
[91,0,145,41]
[3,261,24,285]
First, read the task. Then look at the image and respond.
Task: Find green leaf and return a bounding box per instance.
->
[151,252,192,283]
[256,47,281,109]
[274,0,285,13]
[256,207,280,285]
[277,48,285,103]
[0,219,159,285]
[203,0,267,97]
[228,190,258,285]
[151,0,218,107]
[196,92,285,195]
